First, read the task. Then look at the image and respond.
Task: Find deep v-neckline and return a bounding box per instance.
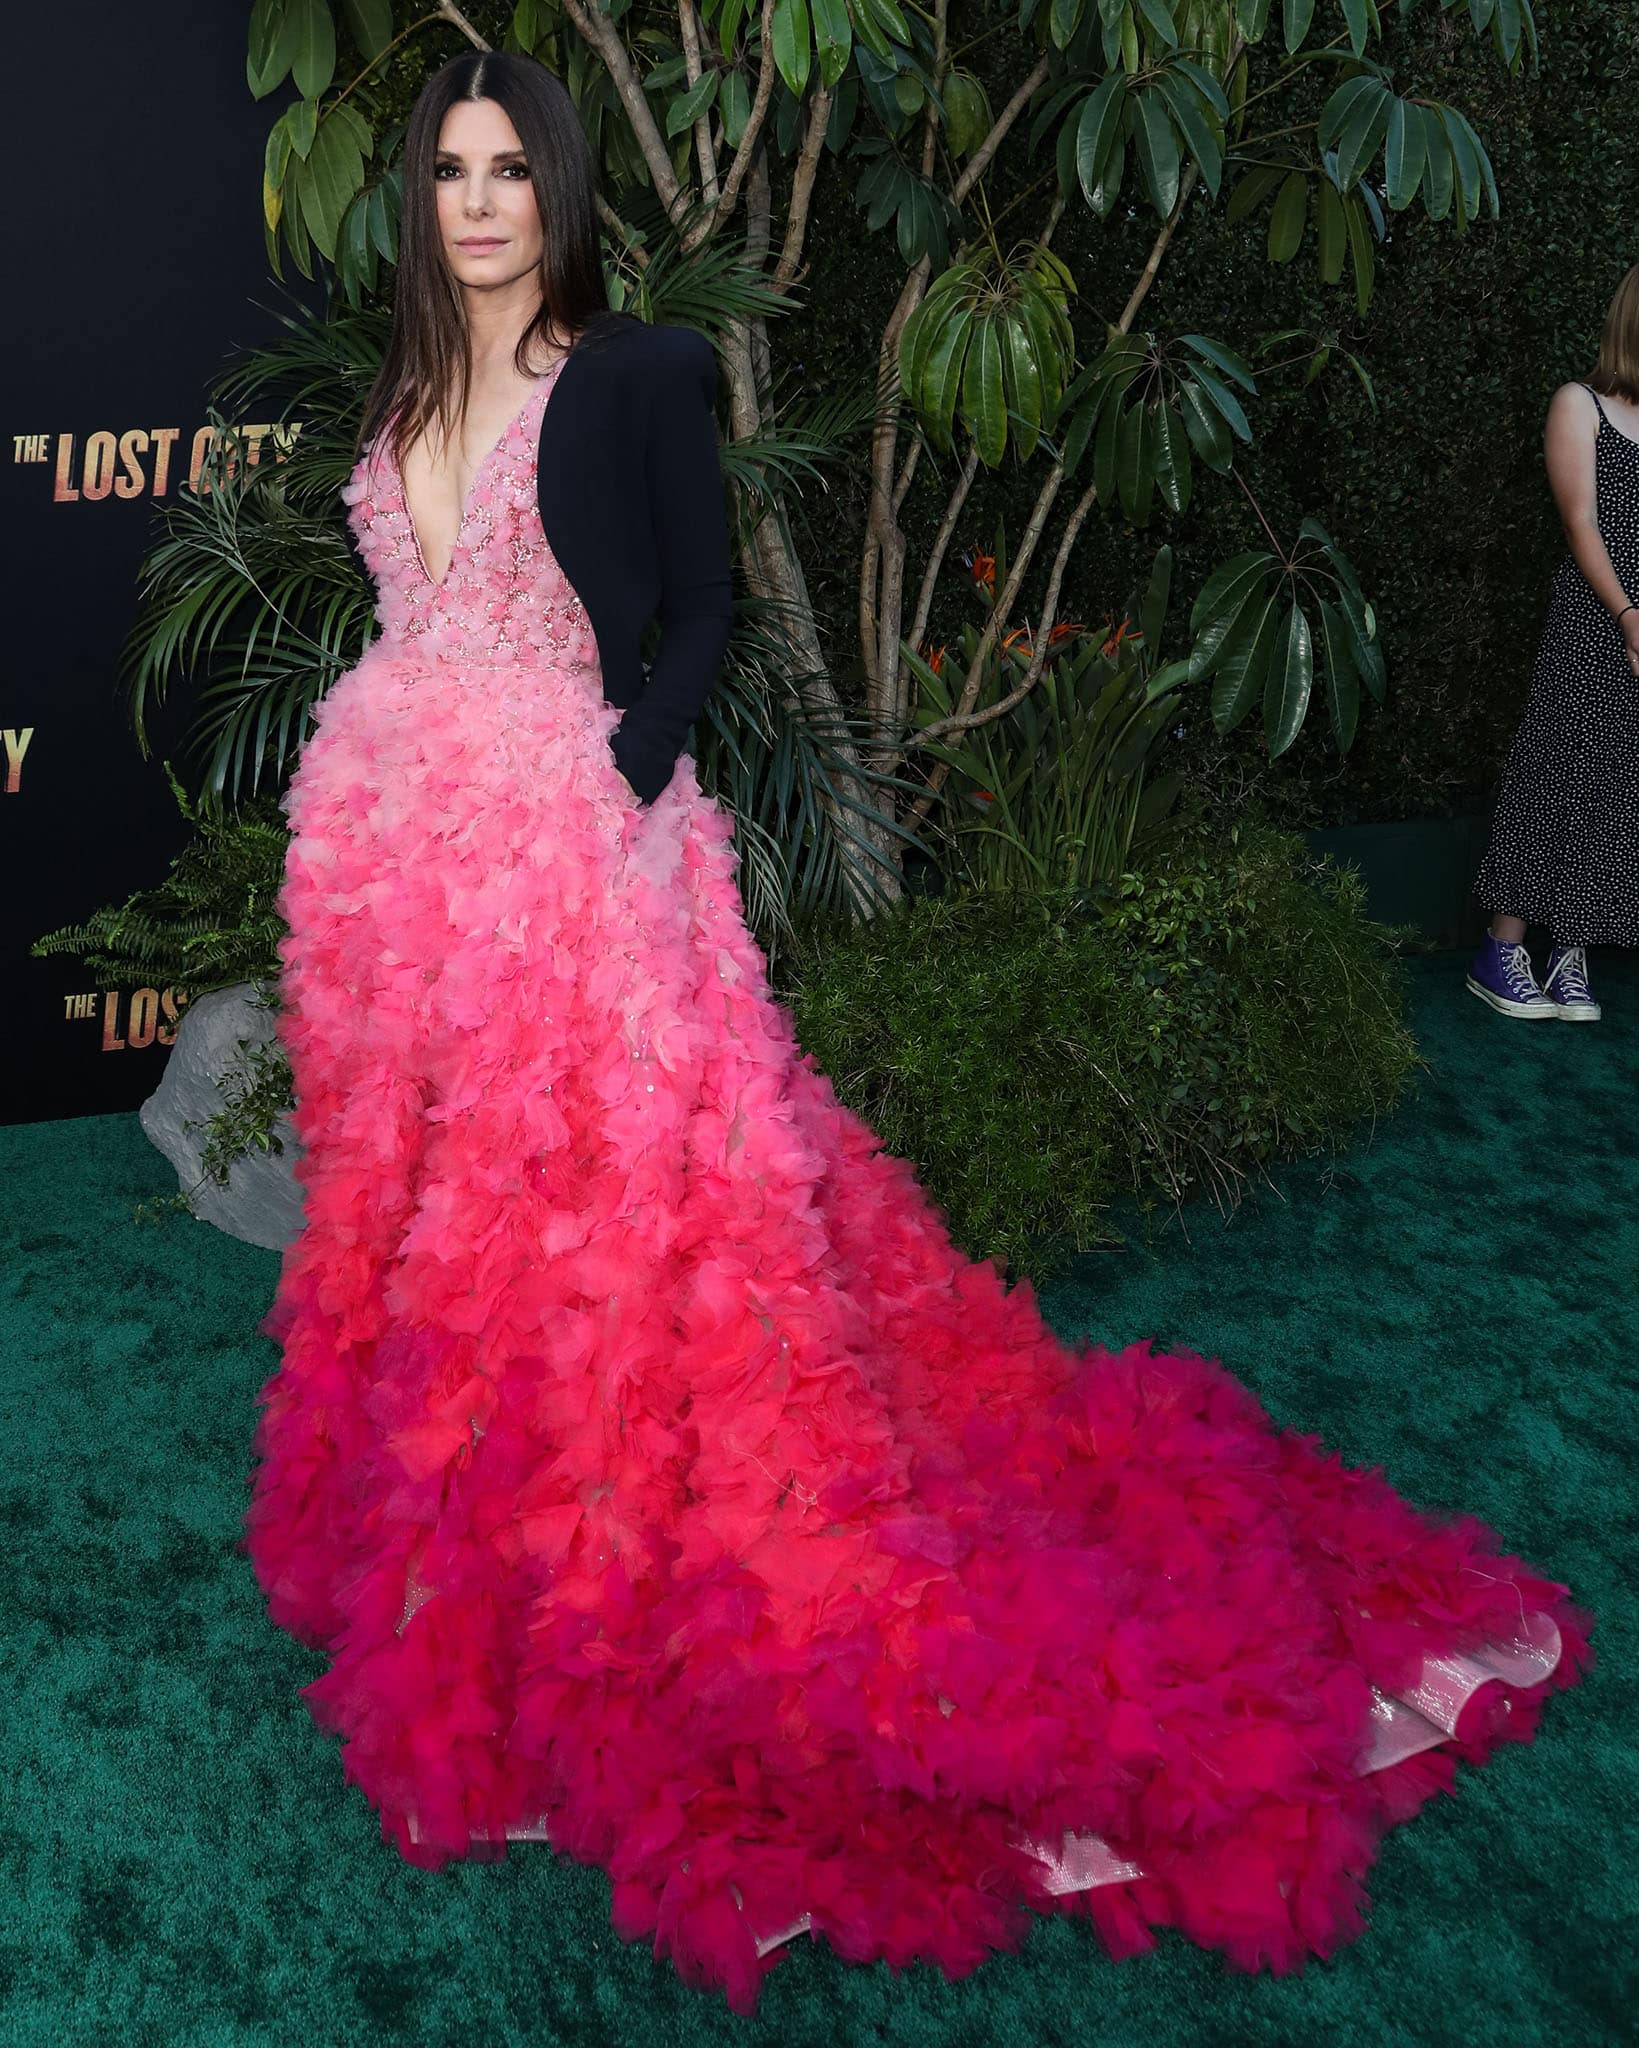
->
[399,355,565,591]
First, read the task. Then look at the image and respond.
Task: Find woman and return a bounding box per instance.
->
[248,49,1588,2016]
[1468,261,1639,1022]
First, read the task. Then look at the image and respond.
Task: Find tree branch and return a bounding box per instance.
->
[559,0,687,221]
[696,0,779,241]
[437,0,489,47]
[771,83,834,294]
[678,0,721,206]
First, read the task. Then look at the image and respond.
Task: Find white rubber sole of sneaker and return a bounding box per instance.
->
[1552,1001,1602,1023]
[1465,976,1557,1019]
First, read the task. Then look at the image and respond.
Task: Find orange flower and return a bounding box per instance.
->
[968,548,996,596]
[920,641,946,675]
[1100,614,1143,657]
[1048,619,1085,644]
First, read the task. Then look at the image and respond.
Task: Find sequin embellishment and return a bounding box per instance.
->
[339,359,601,674]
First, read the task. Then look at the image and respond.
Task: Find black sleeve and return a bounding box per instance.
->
[608,329,735,806]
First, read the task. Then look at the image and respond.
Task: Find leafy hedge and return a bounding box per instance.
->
[775,816,1417,1274]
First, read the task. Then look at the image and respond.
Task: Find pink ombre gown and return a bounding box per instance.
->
[247,354,1589,2013]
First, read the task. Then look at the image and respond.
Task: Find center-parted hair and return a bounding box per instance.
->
[356,49,614,471]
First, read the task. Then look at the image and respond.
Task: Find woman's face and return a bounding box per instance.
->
[433,97,544,290]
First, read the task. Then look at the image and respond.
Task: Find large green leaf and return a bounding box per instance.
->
[248,0,297,97]
[811,0,854,84]
[1338,0,1370,54]
[1002,315,1044,461]
[1211,591,1281,732]
[340,0,393,60]
[1440,104,1481,225]
[1187,576,1263,684]
[964,316,1008,466]
[1383,96,1426,211]
[1265,602,1314,755]
[1172,57,1230,120]
[772,0,812,95]
[858,0,911,44]
[1153,403,1192,513]
[1419,103,1455,220]
[1093,383,1126,503]
[1131,93,1182,218]
[1018,290,1067,415]
[666,71,719,136]
[1155,72,1222,196]
[288,0,336,100]
[1338,589,1387,700]
[1075,73,1127,207]
[1318,598,1362,750]
[1179,378,1233,471]
[1118,400,1157,523]
[295,111,366,261]
[1188,548,1271,636]
[1181,332,1256,390]
[1344,190,1375,312]
[1283,0,1317,50]
[1318,73,1382,150]
[1189,363,1252,441]
[1139,545,1173,649]
[1332,80,1392,190]
[1268,171,1308,261]
[897,290,943,407]
[1226,163,1285,224]
[1134,0,1180,49]
[287,96,318,159]
[262,115,293,233]
[1086,130,1127,217]
[1447,105,1499,216]
[924,314,972,452]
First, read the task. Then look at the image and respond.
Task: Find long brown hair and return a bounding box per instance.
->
[1588,260,1639,406]
[356,49,614,471]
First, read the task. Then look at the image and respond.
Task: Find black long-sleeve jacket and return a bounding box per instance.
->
[534,311,735,806]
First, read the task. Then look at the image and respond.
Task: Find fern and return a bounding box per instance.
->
[30,760,287,995]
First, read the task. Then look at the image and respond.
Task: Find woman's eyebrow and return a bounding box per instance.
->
[434,148,528,164]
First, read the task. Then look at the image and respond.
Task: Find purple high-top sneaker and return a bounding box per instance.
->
[1543,942,1602,1022]
[1466,935,1556,1018]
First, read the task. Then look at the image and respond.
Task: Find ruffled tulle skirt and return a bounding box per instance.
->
[247,639,1590,2014]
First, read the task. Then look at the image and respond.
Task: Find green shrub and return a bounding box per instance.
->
[776,816,1417,1275]
[29,763,286,996]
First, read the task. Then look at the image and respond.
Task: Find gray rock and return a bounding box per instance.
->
[139,981,306,1251]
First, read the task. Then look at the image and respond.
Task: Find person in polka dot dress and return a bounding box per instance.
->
[1469,262,1639,1024]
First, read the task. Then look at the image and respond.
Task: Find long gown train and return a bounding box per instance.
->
[246,356,1590,2014]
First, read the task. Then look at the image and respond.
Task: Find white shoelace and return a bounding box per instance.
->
[1498,941,1545,1000]
[1546,945,1593,1001]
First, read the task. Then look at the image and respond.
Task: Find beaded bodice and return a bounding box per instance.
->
[340,358,601,674]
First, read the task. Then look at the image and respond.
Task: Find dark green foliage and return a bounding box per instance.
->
[197,1027,294,1189]
[779,0,1639,826]
[777,816,1417,1272]
[29,764,287,995]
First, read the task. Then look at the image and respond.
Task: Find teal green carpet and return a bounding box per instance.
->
[1,957,1631,2046]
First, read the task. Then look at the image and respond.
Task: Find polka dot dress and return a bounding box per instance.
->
[1474,384,1639,945]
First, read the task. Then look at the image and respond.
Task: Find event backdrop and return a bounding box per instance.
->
[4,4,309,1125]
